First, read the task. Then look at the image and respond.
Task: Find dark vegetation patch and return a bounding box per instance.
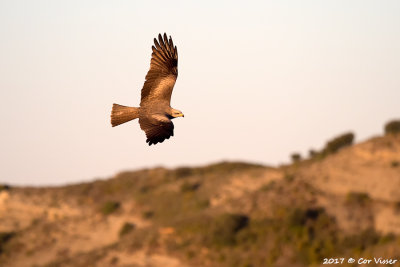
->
[391,161,399,168]
[0,185,10,192]
[147,205,394,267]
[284,173,295,182]
[346,192,371,206]
[309,149,317,158]
[0,232,15,254]
[173,167,193,179]
[119,222,135,237]
[291,153,302,163]
[142,210,154,219]
[100,201,120,215]
[180,181,201,193]
[385,120,400,135]
[307,132,355,161]
[324,132,355,154]
[209,214,249,247]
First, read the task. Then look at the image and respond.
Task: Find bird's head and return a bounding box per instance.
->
[171,108,184,118]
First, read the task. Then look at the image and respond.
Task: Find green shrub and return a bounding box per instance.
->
[180,181,200,192]
[291,153,301,163]
[100,201,120,215]
[342,228,380,252]
[346,192,371,206]
[287,207,325,228]
[119,222,135,237]
[210,214,249,247]
[0,231,15,253]
[384,120,400,135]
[142,210,154,219]
[281,207,339,265]
[174,167,193,179]
[0,185,10,192]
[309,149,317,158]
[324,132,354,154]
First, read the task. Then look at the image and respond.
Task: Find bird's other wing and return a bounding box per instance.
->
[140,33,178,106]
[139,115,174,146]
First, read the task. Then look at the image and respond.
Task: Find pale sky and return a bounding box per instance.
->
[1,1,399,185]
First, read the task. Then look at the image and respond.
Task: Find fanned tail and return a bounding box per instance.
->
[111,104,139,127]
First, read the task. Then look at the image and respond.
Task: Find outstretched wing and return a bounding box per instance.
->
[139,115,174,146]
[140,33,178,106]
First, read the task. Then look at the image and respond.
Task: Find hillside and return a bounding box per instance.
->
[1,134,400,267]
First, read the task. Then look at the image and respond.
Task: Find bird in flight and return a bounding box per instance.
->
[111,33,183,145]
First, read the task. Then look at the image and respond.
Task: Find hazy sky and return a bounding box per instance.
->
[1,1,399,186]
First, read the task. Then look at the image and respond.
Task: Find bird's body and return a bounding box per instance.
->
[111,33,183,145]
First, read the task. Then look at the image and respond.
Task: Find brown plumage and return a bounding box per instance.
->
[110,33,184,146]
